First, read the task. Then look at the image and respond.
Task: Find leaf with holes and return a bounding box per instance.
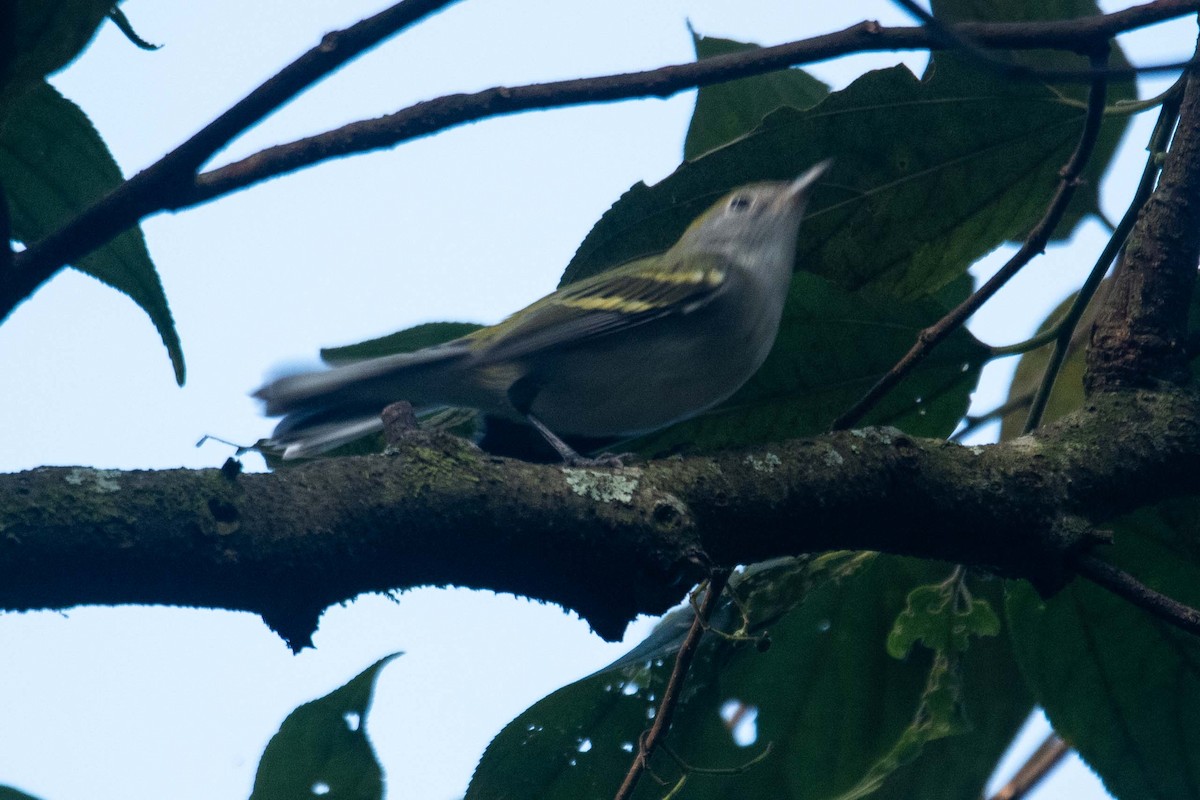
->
[467,556,1030,800]
[249,654,399,800]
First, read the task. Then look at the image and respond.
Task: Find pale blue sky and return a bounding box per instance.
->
[0,2,1192,798]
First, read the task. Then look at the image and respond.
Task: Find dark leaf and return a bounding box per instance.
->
[684,32,829,161]
[0,80,184,383]
[249,654,399,800]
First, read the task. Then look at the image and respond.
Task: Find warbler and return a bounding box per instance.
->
[256,161,828,462]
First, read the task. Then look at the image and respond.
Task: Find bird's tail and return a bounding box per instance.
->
[254,343,472,459]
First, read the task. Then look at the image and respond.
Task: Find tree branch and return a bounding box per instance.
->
[1075,552,1200,635]
[1024,79,1186,432]
[2,390,1199,650]
[614,571,730,800]
[987,733,1070,800]
[1087,33,1200,392]
[4,0,1194,323]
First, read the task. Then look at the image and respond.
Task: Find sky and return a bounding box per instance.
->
[0,1,1193,799]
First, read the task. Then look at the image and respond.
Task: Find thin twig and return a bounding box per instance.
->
[1023,80,1186,432]
[987,326,1063,358]
[1076,552,1200,636]
[892,0,1194,81]
[5,1,1194,323]
[614,570,732,800]
[832,48,1111,431]
[951,392,1033,442]
[0,0,460,320]
[986,733,1070,800]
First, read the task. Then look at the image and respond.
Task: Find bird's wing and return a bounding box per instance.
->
[468,252,732,364]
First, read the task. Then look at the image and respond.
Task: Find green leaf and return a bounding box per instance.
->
[929,0,1136,232]
[684,32,829,161]
[624,272,987,455]
[1007,500,1200,800]
[828,652,971,800]
[0,0,115,113]
[887,580,1001,659]
[0,786,44,800]
[320,321,482,364]
[566,55,1125,302]
[249,654,399,800]
[0,80,185,384]
[468,556,1031,800]
[106,7,160,51]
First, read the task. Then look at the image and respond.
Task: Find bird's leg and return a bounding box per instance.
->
[526,415,628,467]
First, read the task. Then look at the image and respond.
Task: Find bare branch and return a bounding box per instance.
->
[1076,552,1200,636]
[4,0,1194,322]
[832,48,1112,431]
[614,571,730,800]
[987,733,1070,800]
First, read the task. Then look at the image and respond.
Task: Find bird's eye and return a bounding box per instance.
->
[728,194,752,212]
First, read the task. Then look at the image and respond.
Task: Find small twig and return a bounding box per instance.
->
[892,0,1195,81]
[660,740,775,776]
[987,326,1063,358]
[951,393,1034,442]
[1024,79,1186,432]
[1076,553,1200,637]
[832,48,1111,431]
[986,733,1070,800]
[614,569,732,800]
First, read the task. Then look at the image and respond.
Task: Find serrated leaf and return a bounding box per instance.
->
[1007,499,1200,800]
[468,557,1030,800]
[0,0,114,109]
[930,0,1136,232]
[565,54,1126,302]
[0,80,184,383]
[249,654,399,800]
[623,272,987,455]
[684,32,829,160]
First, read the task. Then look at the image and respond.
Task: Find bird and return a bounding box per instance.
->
[255,161,828,463]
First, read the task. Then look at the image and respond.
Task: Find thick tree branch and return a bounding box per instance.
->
[2,390,1198,650]
[1087,35,1200,391]
[3,0,1194,323]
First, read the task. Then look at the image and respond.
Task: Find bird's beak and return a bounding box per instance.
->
[785,159,832,204]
